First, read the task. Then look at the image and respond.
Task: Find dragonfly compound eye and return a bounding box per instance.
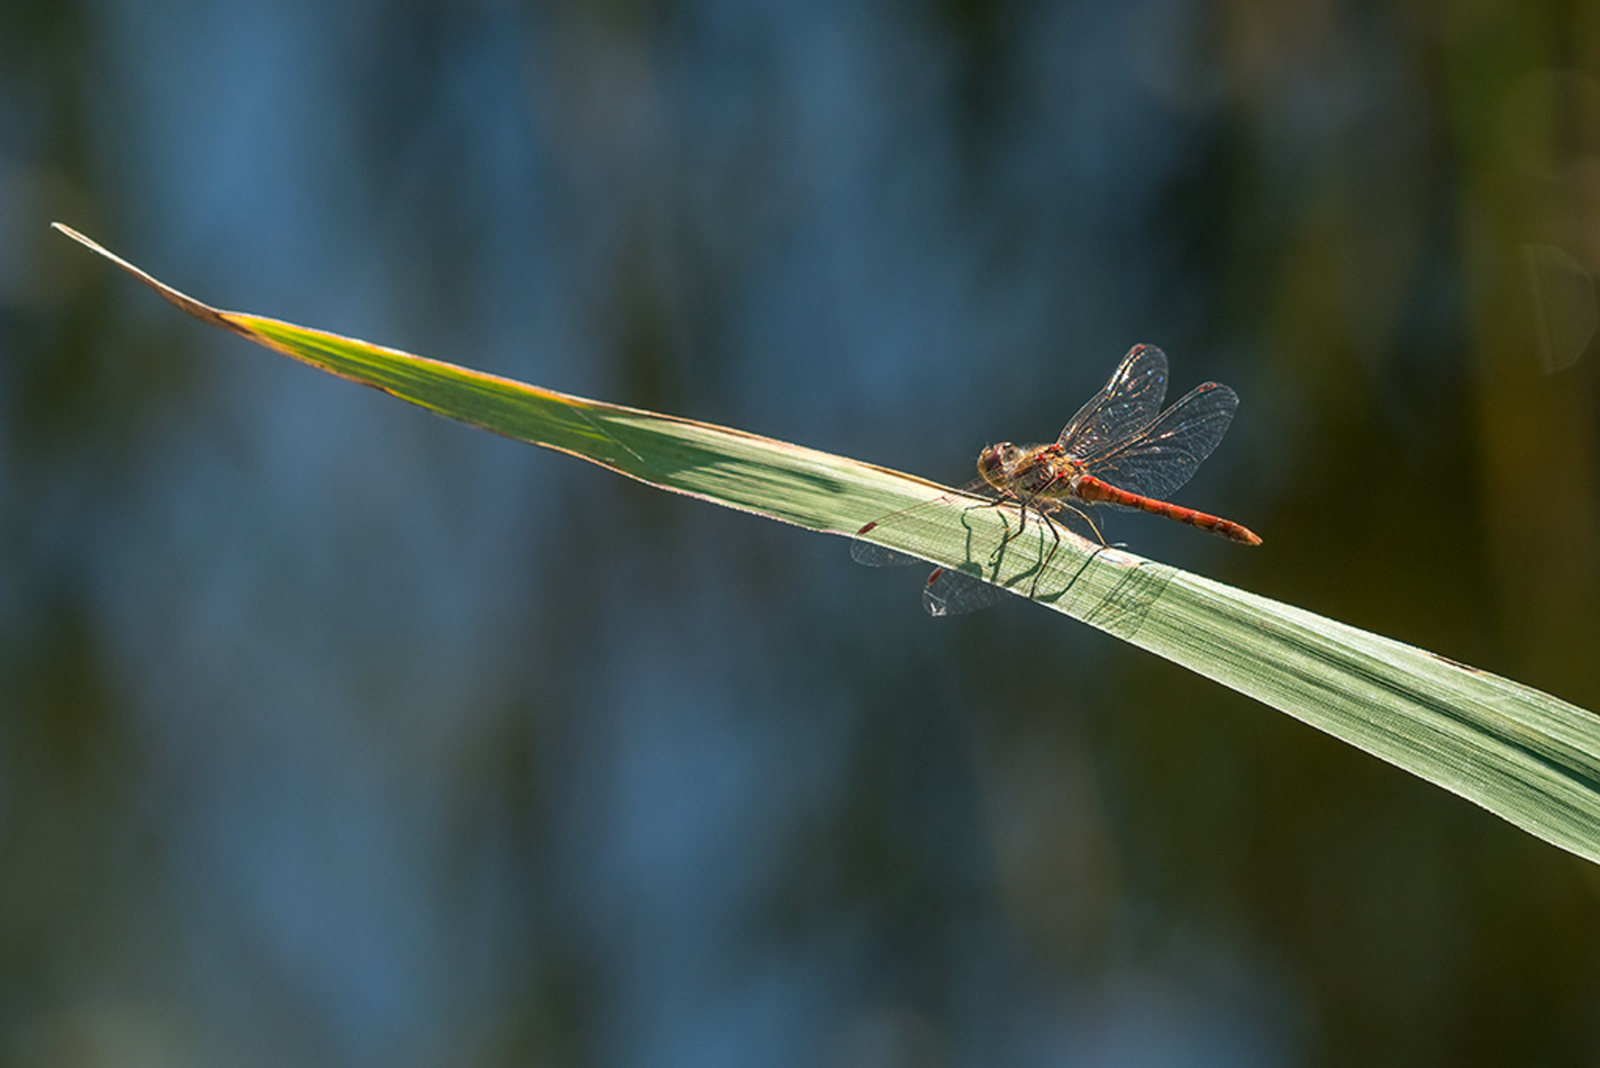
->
[976,443,1012,486]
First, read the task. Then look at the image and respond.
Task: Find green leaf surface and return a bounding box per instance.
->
[54,222,1600,865]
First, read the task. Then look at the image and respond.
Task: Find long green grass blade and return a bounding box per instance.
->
[55,222,1600,865]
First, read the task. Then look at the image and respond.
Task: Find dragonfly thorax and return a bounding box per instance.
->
[978,441,1083,499]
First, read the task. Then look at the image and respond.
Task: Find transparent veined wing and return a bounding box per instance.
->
[921,567,1013,616]
[851,490,1084,616]
[849,486,992,568]
[851,501,1013,616]
[1055,344,1168,459]
[1076,382,1238,503]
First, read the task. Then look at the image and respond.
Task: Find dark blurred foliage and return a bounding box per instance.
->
[3,0,1600,1065]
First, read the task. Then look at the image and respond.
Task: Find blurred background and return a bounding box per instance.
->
[4,0,1600,1064]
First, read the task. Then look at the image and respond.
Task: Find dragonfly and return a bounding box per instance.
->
[852,344,1261,615]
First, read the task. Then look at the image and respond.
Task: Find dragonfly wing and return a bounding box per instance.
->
[850,539,924,567]
[1055,344,1169,457]
[922,567,1013,616]
[850,485,997,567]
[1079,382,1238,502]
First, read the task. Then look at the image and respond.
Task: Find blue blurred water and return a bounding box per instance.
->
[6,0,1600,1065]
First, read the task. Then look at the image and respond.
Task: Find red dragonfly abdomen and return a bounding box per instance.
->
[1075,475,1262,546]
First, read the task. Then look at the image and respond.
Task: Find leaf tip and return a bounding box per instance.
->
[49,222,250,338]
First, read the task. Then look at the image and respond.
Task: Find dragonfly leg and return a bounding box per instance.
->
[980,492,1029,570]
[1056,502,1108,548]
[1002,493,1030,554]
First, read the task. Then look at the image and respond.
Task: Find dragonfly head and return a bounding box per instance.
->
[976,442,1020,492]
